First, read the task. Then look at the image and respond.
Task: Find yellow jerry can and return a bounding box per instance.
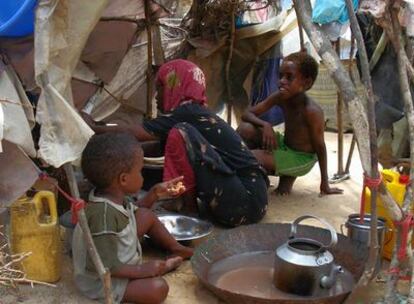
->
[364,169,409,260]
[10,191,61,282]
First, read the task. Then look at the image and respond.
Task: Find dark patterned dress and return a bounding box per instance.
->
[144,103,269,226]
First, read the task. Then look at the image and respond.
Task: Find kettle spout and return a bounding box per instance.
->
[320,265,343,289]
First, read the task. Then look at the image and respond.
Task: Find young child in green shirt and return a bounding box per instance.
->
[72,132,193,303]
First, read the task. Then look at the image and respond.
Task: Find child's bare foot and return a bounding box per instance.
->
[275,176,296,195]
[170,244,194,260]
[164,256,183,273]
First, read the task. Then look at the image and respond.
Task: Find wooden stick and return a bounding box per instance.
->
[343,1,381,301]
[144,0,154,118]
[63,164,113,304]
[295,0,403,222]
[345,135,356,174]
[0,277,56,288]
[385,232,401,302]
[293,3,305,50]
[100,16,146,28]
[335,40,345,176]
[389,6,414,302]
[153,24,165,66]
[343,35,356,175]
[369,32,388,71]
[225,2,237,125]
[290,2,403,300]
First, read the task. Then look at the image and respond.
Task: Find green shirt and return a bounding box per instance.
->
[85,200,130,271]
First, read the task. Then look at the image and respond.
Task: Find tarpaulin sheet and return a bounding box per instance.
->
[84,18,186,121]
[0,0,182,168]
[0,63,35,156]
[188,13,287,113]
[0,141,39,208]
[34,0,108,167]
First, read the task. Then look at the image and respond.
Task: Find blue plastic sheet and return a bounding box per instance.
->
[251,58,284,126]
[312,0,359,25]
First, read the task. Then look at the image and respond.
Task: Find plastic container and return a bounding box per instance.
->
[10,191,61,283]
[364,169,409,260]
[0,0,37,37]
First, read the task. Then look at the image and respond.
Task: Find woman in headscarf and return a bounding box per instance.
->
[84,59,269,227]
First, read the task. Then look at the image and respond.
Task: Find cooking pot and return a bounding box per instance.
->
[273,215,343,296]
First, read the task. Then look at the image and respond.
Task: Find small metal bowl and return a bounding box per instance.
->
[158,214,213,242]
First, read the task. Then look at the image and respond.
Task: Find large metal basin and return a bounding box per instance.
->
[191,223,368,304]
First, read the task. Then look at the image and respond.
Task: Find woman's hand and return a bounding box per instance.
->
[153,176,186,200]
[262,122,277,151]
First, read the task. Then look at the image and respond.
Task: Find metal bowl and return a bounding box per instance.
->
[158,214,213,241]
[191,223,368,304]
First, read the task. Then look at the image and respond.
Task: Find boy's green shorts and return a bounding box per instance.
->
[273,133,317,177]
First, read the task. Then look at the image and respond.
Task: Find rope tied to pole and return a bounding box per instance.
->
[393,214,414,261]
[38,172,85,225]
[359,173,382,223]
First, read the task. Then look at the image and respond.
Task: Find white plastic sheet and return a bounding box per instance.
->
[0,64,36,157]
[34,0,107,167]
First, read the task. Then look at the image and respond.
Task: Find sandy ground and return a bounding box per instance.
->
[1,132,407,304]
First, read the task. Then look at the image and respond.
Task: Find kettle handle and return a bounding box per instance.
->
[290,215,338,249]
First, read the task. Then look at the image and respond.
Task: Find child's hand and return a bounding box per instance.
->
[320,182,343,196]
[154,176,186,200]
[262,122,277,151]
[138,257,183,277]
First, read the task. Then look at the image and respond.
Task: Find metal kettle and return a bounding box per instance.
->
[273,215,343,296]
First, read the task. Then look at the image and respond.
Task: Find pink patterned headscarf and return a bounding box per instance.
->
[156,59,207,112]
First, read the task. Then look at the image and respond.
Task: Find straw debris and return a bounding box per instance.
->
[184,0,276,39]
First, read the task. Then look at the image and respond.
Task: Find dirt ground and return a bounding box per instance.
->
[1,132,408,304]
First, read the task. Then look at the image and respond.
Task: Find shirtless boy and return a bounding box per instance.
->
[238,51,343,196]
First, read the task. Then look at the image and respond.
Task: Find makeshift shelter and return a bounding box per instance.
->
[0,0,364,168]
[0,0,192,204]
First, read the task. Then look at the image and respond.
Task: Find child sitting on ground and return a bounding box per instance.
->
[72,133,193,304]
[238,51,343,196]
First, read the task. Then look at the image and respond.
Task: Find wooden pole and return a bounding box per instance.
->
[293,3,305,50]
[344,35,356,175]
[145,0,154,118]
[343,1,381,300]
[153,24,165,66]
[289,2,405,300]
[286,1,404,223]
[225,2,237,125]
[335,40,345,176]
[37,73,113,303]
[63,164,113,304]
[345,135,356,174]
[389,6,414,302]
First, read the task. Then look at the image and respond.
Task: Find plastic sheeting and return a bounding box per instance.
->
[83,18,186,121]
[0,141,39,208]
[0,0,182,168]
[34,0,107,167]
[188,14,288,114]
[0,63,35,156]
[312,0,359,25]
